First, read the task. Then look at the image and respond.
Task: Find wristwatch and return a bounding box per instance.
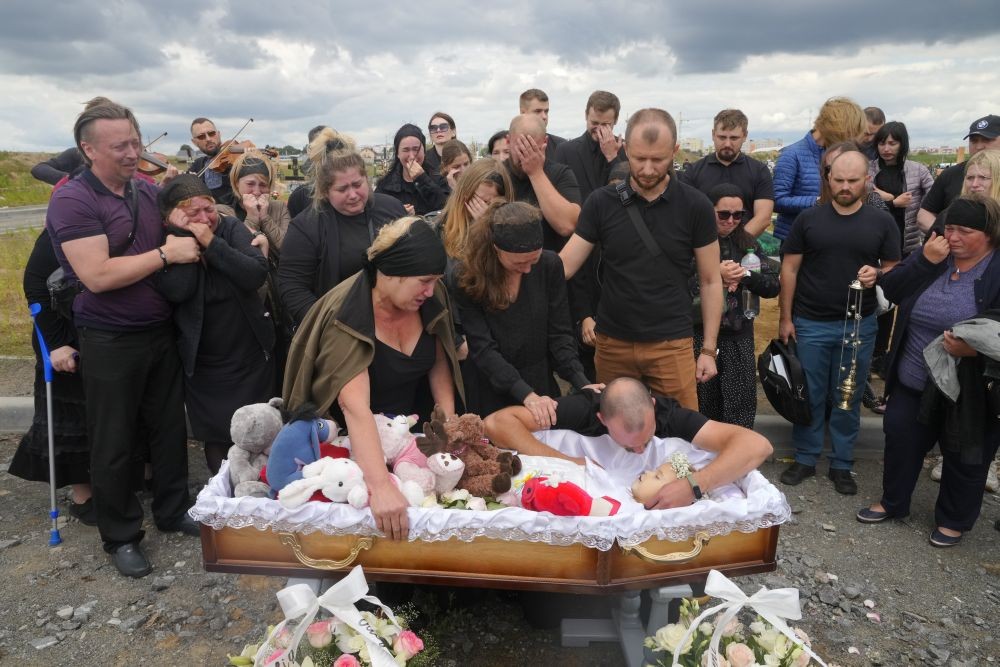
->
[699,348,719,359]
[686,474,703,500]
[743,269,751,279]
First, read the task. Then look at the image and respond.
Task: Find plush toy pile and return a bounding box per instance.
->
[230,402,619,518]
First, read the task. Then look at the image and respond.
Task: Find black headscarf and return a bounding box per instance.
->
[157,174,213,217]
[368,219,446,278]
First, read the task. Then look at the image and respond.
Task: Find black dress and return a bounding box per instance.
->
[455,251,590,416]
[328,330,437,428]
[184,268,274,442]
[8,230,90,487]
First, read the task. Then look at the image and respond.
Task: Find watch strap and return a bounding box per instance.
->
[686,474,703,500]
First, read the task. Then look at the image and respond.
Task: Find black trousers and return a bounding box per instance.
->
[880,381,1000,531]
[78,325,190,552]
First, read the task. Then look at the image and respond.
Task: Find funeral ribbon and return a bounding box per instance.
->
[254,565,400,667]
[671,569,827,667]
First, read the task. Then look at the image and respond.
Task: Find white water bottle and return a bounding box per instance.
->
[740,248,761,319]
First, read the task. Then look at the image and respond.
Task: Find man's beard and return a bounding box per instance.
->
[717,147,737,162]
[205,146,220,157]
[834,190,862,207]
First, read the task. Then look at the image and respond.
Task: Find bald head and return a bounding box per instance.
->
[829,150,868,178]
[598,378,654,432]
[510,113,547,140]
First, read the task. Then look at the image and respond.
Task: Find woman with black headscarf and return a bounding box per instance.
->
[155,175,275,474]
[869,121,934,257]
[453,201,596,424]
[283,217,464,540]
[375,123,448,215]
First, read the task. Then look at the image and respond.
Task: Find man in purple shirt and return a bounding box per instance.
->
[46,100,202,578]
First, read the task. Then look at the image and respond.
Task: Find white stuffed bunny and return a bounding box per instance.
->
[373,413,437,495]
[278,457,424,510]
[426,452,465,495]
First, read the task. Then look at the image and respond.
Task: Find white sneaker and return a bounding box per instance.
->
[987,460,999,493]
[929,456,943,482]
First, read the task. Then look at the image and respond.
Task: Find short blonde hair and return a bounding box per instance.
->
[367,216,424,260]
[814,96,866,146]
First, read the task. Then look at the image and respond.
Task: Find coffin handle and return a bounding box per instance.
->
[621,531,710,563]
[278,532,374,570]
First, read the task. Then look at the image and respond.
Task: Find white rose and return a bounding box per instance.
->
[653,624,693,655]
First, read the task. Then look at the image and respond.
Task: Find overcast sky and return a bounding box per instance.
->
[1,1,998,154]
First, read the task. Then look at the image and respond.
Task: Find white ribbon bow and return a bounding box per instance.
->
[671,569,827,667]
[254,566,400,667]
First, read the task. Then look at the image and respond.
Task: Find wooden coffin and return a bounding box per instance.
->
[200,523,778,595]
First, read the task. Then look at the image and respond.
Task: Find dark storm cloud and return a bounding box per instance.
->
[4,1,998,80]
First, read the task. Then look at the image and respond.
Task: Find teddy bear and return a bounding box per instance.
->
[264,411,349,499]
[278,456,425,510]
[421,405,522,498]
[426,452,465,495]
[227,397,284,498]
[372,413,436,495]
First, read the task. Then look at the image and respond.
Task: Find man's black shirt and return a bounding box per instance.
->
[504,159,581,252]
[680,152,774,213]
[555,389,708,442]
[575,176,717,341]
[554,132,627,204]
[920,162,965,215]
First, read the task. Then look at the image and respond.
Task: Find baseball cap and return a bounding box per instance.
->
[964,114,1000,140]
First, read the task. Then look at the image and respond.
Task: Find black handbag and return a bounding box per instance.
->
[47,183,140,319]
[757,338,812,425]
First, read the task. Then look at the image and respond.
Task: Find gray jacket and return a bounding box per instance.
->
[923,316,1000,402]
[868,159,934,255]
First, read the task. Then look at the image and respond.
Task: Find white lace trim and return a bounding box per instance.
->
[191,431,791,552]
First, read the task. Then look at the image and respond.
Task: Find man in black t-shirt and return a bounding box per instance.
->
[484,377,772,509]
[503,113,582,252]
[560,108,722,410]
[778,151,900,495]
[680,109,774,237]
[917,114,1000,232]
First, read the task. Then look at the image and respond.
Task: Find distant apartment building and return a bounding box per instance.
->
[679,137,704,153]
[745,138,783,153]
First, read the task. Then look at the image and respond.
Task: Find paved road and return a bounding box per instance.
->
[0,204,46,231]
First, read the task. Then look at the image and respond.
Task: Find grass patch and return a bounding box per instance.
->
[0,151,54,207]
[0,228,39,356]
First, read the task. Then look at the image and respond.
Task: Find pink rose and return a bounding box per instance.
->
[334,655,361,667]
[726,642,756,667]
[307,620,333,648]
[264,649,286,665]
[393,629,425,660]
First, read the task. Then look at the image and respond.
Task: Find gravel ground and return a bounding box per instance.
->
[0,353,997,665]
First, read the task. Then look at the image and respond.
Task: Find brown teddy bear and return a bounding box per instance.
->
[421,406,522,498]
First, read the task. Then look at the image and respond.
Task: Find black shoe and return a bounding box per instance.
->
[68,499,98,526]
[828,468,858,495]
[159,514,201,537]
[779,462,816,486]
[856,507,891,523]
[111,543,152,578]
[929,528,962,548]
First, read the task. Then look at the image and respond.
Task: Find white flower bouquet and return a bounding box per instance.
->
[226,566,436,667]
[644,570,828,667]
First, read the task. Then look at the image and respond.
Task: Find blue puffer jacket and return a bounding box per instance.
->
[773,132,824,240]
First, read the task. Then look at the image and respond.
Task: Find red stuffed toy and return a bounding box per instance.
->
[521,476,621,517]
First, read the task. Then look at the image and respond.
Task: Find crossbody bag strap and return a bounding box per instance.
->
[615,181,661,258]
[110,180,141,257]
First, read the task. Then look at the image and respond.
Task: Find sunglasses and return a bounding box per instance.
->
[194,130,218,141]
[716,210,744,221]
[428,123,451,133]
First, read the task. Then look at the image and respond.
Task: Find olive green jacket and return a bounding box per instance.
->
[282,270,464,415]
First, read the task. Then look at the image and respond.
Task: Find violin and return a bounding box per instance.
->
[208,140,279,174]
[137,131,171,176]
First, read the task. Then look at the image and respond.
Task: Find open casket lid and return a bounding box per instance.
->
[190,430,791,551]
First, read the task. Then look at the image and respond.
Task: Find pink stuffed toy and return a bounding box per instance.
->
[372,413,436,495]
[521,476,621,517]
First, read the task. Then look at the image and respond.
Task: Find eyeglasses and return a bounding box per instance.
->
[428,123,451,133]
[716,210,744,221]
[194,130,218,141]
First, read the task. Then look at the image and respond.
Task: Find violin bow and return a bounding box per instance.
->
[196,117,254,178]
[144,131,168,151]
